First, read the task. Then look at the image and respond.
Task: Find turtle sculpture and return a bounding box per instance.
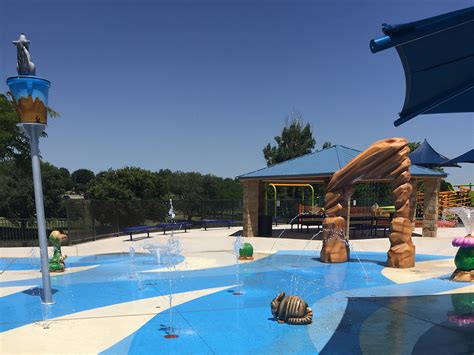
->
[48,230,68,272]
[271,292,313,325]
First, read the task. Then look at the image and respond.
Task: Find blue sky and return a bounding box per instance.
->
[1,0,472,184]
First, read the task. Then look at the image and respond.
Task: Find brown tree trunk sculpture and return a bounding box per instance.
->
[320,138,415,268]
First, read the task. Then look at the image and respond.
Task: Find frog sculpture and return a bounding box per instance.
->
[48,230,68,272]
[271,292,313,325]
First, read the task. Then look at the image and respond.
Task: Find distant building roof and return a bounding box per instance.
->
[239,145,447,180]
[409,139,460,168]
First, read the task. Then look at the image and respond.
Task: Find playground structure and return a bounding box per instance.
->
[241,143,445,243]
[320,138,415,268]
[264,183,315,217]
[417,185,472,216]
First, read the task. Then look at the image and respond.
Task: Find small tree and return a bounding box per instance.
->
[322,142,333,150]
[263,111,316,166]
[408,141,421,152]
[0,94,30,163]
[71,169,95,194]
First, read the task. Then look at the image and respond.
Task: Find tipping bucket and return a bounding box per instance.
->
[6,76,51,125]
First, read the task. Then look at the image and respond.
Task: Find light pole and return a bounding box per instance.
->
[6,34,53,304]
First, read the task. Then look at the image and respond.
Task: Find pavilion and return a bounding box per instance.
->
[239,145,446,239]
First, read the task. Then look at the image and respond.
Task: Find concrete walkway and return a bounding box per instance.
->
[0,226,463,258]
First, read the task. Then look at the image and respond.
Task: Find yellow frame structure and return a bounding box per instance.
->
[265,183,315,216]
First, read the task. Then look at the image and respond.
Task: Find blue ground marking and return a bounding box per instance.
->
[1,251,463,354]
[320,293,474,354]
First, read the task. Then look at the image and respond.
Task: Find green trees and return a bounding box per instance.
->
[263,111,316,166]
[86,167,158,200]
[85,167,242,202]
[71,169,95,194]
[0,94,30,163]
[322,142,333,149]
[0,161,72,218]
[82,167,242,220]
[408,141,421,152]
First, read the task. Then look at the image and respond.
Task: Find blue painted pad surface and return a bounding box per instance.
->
[1,251,471,354]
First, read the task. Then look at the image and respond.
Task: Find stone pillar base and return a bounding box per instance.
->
[320,239,349,263]
[387,217,415,268]
[386,243,416,268]
[450,269,474,282]
[320,216,349,263]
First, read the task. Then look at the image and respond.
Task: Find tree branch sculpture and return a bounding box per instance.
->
[320,137,415,268]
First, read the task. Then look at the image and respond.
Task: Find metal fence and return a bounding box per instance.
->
[0,218,68,247]
[65,199,244,245]
[0,191,400,247]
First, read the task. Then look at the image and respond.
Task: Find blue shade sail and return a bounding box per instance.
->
[442,149,474,165]
[408,139,460,168]
[370,7,474,126]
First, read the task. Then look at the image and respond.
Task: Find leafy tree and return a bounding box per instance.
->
[263,111,315,166]
[0,94,30,163]
[0,161,71,219]
[322,142,333,150]
[85,167,168,226]
[408,141,420,152]
[218,178,243,199]
[86,167,161,200]
[71,169,95,194]
[168,172,204,220]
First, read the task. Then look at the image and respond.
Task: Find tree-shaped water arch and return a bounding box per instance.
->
[320,137,415,268]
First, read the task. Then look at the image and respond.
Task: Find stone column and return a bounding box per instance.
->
[409,180,419,231]
[422,178,440,238]
[242,180,265,238]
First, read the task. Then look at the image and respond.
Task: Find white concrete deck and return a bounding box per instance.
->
[0,226,463,258]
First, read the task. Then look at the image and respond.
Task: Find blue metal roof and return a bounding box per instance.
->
[239,145,446,180]
[370,7,474,126]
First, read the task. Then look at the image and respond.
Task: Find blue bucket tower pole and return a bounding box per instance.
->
[6,34,53,304]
